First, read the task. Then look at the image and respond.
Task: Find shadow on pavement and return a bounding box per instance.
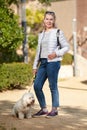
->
[81,80,87,85]
[0,100,87,130]
[59,85,87,91]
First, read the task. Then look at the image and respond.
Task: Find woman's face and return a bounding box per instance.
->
[44,14,55,29]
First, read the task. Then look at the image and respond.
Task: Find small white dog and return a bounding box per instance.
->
[11,92,35,119]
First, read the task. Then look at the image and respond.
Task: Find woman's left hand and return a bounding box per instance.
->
[48,52,57,60]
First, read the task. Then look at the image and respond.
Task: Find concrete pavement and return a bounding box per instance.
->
[31,77,87,110]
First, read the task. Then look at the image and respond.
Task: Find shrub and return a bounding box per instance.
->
[0,63,33,91]
[28,34,38,49]
[61,53,73,65]
[0,51,23,63]
[0,1,24,63]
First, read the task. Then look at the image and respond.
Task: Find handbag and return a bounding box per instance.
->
[57,29,61,48]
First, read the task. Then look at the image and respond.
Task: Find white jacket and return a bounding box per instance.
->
[33,28,69,69]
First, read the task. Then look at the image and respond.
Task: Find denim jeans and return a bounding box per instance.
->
[34,58,61,108]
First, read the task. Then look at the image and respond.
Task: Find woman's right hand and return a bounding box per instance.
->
[33,69,37,76]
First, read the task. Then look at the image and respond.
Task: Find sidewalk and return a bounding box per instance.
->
[32,77,87,108]
[0,77,87,130]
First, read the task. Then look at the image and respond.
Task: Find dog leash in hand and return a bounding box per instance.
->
[28,75,36,92]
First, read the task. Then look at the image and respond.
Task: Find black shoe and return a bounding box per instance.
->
[32,109,48,117]
[46,110,58,118]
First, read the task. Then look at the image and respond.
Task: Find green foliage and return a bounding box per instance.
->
[26,9,45,33]
[38,0,51,5]
[28,34,38,49]
[5,0,19,6]
[0,7,23,51]
[0,63,33,91]
[61,53,73,65]
[0,51,23,63]
[5,0,51,6]
[0,0,24,63]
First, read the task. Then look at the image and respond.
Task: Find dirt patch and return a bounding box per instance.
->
[0,78,87,130]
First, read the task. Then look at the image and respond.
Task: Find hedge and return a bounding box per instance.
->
[0,63,33,91]
[61,53,73,65]
[0,52,73,91]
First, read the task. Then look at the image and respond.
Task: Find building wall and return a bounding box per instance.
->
[76,0,87,59]
[77,0,87,31]
[51,0,76,39]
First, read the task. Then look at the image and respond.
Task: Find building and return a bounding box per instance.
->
[76,0,87,59]
[51,0,87,59]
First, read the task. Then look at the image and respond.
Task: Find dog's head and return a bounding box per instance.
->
[22,92,35,107]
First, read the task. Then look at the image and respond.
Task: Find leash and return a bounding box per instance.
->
[28,75,36,92]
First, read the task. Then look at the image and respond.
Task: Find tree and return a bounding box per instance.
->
[0,0,52,63]
[38,0,51,5]
[0,0,24,63]
[26,9,46,33]
[5,0,51,6]
[6,0,19,6]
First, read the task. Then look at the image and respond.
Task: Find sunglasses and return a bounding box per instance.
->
[45,11,55,15]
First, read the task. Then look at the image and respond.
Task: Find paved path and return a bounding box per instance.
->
[0,77,87,130]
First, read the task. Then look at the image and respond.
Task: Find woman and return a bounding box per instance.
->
[32,11,69,117]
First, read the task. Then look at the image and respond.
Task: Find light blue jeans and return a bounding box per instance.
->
[34,58,61,108]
